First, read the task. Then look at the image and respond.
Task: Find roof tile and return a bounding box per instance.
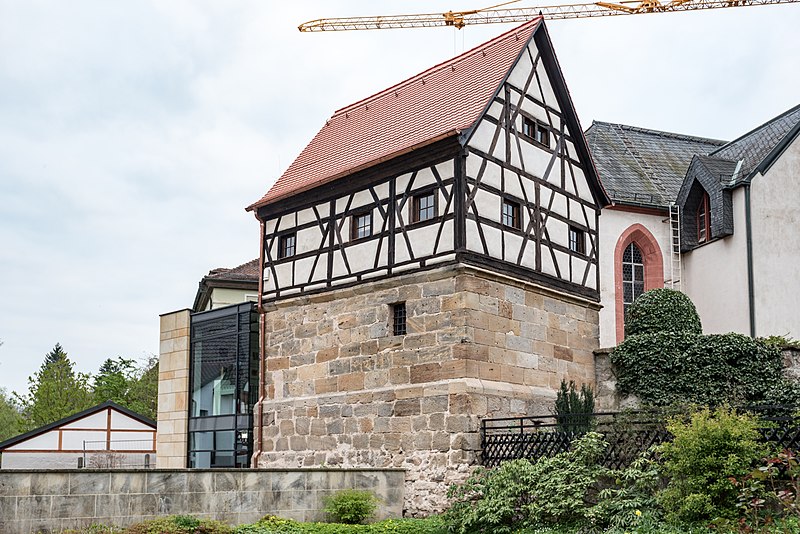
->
[249,18,543,210]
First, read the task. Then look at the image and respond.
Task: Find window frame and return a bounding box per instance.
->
[392,302,407,336]
[350,209,373,241]
[501,198,522,230]
[277,232,296,259]
[521,115,550,148]
[697,192,710,243]
[621,242,645,314]
[568,225,586,255]
[411,191,437,224]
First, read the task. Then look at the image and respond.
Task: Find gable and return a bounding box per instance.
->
[248,18,544,212]
[0,401,155,452]
[677,155,737,250]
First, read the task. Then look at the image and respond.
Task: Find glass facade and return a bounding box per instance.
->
[188,302,258,468]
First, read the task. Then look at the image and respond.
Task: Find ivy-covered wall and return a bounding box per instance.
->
[594,346,800,411]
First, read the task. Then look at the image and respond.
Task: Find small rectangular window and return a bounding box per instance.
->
[522,117,550,148]
[351,210,372,240]
[502,199,521,229]
[412,192,436,223]
[569,226,585,255]
[278,233,296,259]
[392,303,407,336]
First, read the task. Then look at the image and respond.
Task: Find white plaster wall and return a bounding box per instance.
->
[682,187,750,335]
[62,412,106,429]
[206,288,257,310]
[1,452,156,469]
[750,134,800,338]
[598,209,671,347]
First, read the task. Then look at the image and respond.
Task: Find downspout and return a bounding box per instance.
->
[744,184,756,337]
[253,215,267,466]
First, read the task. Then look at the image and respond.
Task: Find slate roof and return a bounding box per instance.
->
[585,121,726,207]
[248,17,543,210]
[0,401,155,451]
[711,103,800,185]
[693,155,739,183]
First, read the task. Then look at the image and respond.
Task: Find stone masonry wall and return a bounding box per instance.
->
[256,265,601,515]
[0,468,404,534]
[156,309,191,468]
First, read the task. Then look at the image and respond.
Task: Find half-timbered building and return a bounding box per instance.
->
[246,18,608,511]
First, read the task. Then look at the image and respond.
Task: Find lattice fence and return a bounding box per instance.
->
[481,406,800,468]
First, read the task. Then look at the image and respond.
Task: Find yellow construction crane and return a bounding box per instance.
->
[298,0,798,31]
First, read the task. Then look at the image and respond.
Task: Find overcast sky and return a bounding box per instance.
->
[1,1,798,395]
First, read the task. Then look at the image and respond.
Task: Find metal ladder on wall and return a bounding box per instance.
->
[669,203,682,290]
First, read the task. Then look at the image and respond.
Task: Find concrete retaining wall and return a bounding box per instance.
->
[0,468,404,534]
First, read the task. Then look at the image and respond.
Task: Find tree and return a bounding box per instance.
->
[14,344,93,432]
[43,342,68,367]
[126,355,159,421]
[0,388,21,442]
[93,355,159,420]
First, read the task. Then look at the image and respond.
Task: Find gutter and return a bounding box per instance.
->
[744,184,756,337]
[253,216,267,466]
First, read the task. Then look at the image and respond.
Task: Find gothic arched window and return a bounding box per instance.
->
[622,242,645,314]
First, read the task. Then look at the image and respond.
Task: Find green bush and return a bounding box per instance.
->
[612,331,800,406]
[237,515,446,533]
[554,380,594,434]
[123,515,233,534]
[445,432,611,532]
[323,490,379,524]
[624,288,702,337]
[658,406,768,524]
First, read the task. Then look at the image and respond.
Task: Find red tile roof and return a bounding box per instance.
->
[249,17,543,210]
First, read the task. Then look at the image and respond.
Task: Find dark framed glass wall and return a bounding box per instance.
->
[188,302,258,468]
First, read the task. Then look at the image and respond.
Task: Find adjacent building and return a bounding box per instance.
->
[589,104,800,345]
[0,401,156,469]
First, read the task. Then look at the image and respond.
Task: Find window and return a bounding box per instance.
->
[622,242,645,313]
[569,226,586,255]
[697,192,710,243]
[412,192,436,223]
[522,116,550,147]
[392,302,407,336]
[351,211,372,240]
[502,199,521,229]
[278,233,296,259]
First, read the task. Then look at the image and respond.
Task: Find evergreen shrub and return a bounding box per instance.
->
[624,288,701,337]
[323,490,379,524]
[658,406,767,524]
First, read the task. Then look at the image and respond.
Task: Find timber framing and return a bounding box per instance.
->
[251,19,607,305]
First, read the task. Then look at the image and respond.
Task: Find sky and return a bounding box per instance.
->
[0,1,798,395]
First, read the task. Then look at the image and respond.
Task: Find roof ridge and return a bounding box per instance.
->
[710,102,800,156]
[591,120,726,146]
[335,17,542,116]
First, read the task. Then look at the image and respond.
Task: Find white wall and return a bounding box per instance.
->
[1,451,155,469]
[598,209,671,347]
[204,288,257,311]
[751,134,800,338]
[682,187,750,335]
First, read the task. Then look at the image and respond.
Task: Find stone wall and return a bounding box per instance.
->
[157,309,191,468]
[256,264,601,515]
[0,468,403,534]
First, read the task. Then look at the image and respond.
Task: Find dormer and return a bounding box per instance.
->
[676,155,737,251]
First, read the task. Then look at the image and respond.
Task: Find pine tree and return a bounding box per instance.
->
[14,344,93,431]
